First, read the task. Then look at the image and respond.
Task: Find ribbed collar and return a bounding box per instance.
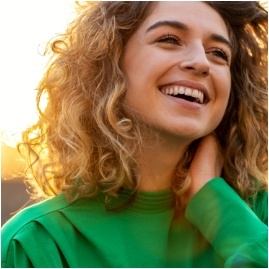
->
[105,188,175,214]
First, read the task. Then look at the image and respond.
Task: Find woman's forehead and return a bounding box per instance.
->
[136,1,230,39]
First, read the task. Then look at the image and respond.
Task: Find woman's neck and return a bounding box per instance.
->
[137,133,190,192]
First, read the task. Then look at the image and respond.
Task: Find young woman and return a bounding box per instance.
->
[2,1,267,267]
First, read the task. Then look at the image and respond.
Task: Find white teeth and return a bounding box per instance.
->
[199,92,204,103]
[192,89,199,98]
[185,88,192,96]
[161,86,205,104]
[179,86,185,94]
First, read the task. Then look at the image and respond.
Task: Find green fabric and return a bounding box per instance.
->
[1,177,268,268]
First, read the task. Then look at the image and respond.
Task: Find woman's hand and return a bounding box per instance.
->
[188,133,224,200]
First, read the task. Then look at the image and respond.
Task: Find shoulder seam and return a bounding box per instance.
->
[3,194,80,243]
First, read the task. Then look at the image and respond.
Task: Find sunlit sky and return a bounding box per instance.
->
[0,0,76,147]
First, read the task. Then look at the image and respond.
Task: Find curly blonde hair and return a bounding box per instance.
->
[19,1,267,206]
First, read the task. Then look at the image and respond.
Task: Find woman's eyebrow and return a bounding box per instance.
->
[210,33,232,50]
[146,20,232,50]
[145,20,189,33]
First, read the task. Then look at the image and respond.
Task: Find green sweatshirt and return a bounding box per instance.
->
[1,177,268,268]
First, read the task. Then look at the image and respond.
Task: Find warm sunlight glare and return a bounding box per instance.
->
[0,0,76,147]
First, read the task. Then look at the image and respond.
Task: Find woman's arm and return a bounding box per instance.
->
[186,177,268,267]
[186,135,268,267]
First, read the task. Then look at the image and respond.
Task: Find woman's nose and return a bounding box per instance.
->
[178,44,210,77]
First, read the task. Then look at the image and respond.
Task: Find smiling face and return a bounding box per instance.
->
[122,1,232,144]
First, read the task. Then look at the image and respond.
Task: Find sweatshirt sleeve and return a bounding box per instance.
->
[185,177,268,268]
[1,240,34,268]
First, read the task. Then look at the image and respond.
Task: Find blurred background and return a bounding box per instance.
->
[1,0,76,226]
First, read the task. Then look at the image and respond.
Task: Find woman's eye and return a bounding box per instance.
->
[209,48,230,63]
[157,34,181,45]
